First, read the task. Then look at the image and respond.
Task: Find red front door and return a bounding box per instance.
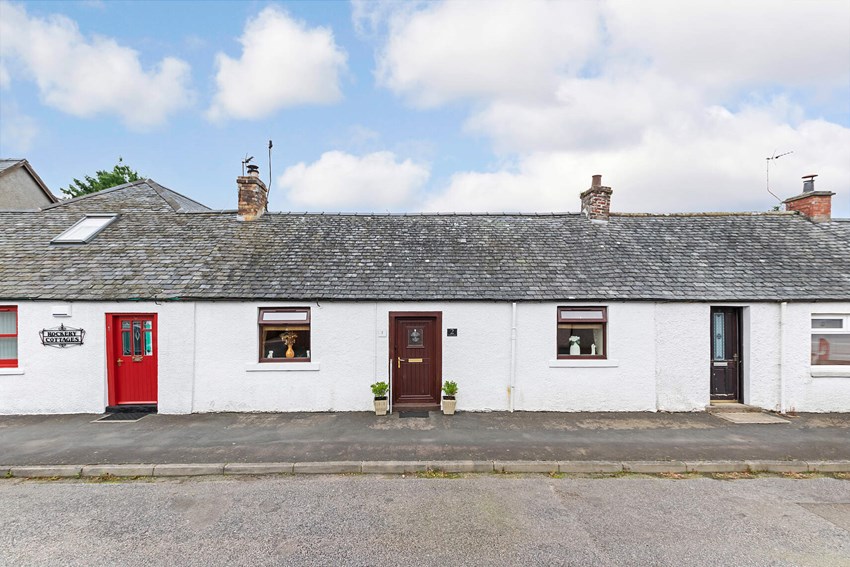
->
[106,314,157,406]
[390,312,442,410]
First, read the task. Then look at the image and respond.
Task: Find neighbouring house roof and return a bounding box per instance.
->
[0,158,59,208]
[1,179,848,302]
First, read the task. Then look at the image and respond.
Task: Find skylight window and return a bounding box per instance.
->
[51,214,118,244]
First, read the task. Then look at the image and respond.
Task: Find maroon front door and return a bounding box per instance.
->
[710,307,741,401]
[390,312,441,409]
[106,314,158,406]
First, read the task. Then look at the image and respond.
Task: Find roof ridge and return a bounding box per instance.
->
[147,179,211,212]
[41,179,150,210]
[182,210,584,217]
[611,211,797,217]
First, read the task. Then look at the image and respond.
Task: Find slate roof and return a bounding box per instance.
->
[1,180,848,302]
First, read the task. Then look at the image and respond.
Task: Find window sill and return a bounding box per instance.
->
[245,362,320,372]
[810,367,850,378]
[0,368,24,375]
[549,359,619,368]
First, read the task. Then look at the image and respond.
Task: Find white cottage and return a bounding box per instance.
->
[1,171,848,414]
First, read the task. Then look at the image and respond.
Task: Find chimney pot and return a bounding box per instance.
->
[592,174,602,187]
[247,164,260,177]
[802,173,817,193]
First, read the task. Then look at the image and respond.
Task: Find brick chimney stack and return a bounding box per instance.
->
[580,174,613,222]
[237,165,268,222]
[783,174,835,223]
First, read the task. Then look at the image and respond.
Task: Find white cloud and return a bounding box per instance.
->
[426,106,850,215]
[275,151,430,211]
[0,62,9,89]
[207,7,347,121]
[369,0,849,216]
[603,0,850,92]
[376,0,599,106]
[0,1,193,129]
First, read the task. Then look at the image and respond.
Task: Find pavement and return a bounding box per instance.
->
[1,411,849,477]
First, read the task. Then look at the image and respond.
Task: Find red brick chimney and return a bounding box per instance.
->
[783,174,835,223]
[580,174,613,222]
[237,165,268,222]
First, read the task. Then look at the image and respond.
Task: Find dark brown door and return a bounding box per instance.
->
[390,312,441,409]
[710,307,741,401]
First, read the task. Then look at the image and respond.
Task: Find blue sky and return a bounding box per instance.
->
[1,0,848,216]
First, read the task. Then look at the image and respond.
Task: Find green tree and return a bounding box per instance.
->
[61,158,142,198]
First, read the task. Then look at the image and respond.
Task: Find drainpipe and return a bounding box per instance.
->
[509,302,517,412]
[779,302,787,414]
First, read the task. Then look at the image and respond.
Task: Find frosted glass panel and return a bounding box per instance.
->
[713,313,725,360]
[0,311,15,334]
[0,337,17,360]
[262,311,308,322]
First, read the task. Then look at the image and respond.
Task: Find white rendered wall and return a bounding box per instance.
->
[2,299,848,414]
[513,302,657,411]
[0,301,195,414]
[654,303,708,411]
[783,302,850,413]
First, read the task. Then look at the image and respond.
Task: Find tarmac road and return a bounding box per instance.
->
[2,475,849,566]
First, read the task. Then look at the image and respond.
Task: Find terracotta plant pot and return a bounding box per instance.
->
[442,396,456,415]
[374,397,388,416]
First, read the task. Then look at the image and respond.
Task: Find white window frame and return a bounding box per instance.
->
[811,314,850,377]
[51,214,119,244]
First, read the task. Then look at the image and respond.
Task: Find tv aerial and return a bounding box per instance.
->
[766,150,793,202]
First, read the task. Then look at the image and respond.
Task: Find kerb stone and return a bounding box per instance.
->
[623,461,687,473]
[806,460,850,472]
[82,464,155,477]
[153,463,224,477]
[745,460,809,473]
[224,463,294,475]
[293,461,361,474]
[558,461,623,474]
[11,465,82,478]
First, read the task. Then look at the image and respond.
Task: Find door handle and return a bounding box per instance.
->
[116,358,123,366]
[398,357,406,368]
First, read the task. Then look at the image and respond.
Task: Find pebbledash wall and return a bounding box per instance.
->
[2,299,848,414]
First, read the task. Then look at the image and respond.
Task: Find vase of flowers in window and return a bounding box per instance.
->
[569,336,581,356]
[442,380,458,415]
[371,381,389,416]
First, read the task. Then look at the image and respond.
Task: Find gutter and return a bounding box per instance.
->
[509,302,517,412]
[779,301,787,414]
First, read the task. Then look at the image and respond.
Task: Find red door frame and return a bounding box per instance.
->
[105,313,158,406]
[389,311,442,410]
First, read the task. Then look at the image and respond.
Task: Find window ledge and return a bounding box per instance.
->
[549,359,619,368]
[810,368,850,378]
[245,362,320,372]
[0,368,24,375]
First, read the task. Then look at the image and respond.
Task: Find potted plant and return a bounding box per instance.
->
[371,381,389,416]
[442,380,458,415]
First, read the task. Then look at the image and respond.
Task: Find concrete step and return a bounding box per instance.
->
[706,403,764,413]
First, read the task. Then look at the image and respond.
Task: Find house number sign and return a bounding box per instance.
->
[39,324,85,347]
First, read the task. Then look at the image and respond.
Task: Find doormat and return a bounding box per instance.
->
[93,413,149,423]
[713,412,789,424]
[399,411,430,418]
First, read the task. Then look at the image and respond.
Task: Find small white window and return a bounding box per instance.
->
[51,214,118,244]
[812,314,850,366]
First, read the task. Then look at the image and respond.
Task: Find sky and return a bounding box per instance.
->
[1,0,848,216]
